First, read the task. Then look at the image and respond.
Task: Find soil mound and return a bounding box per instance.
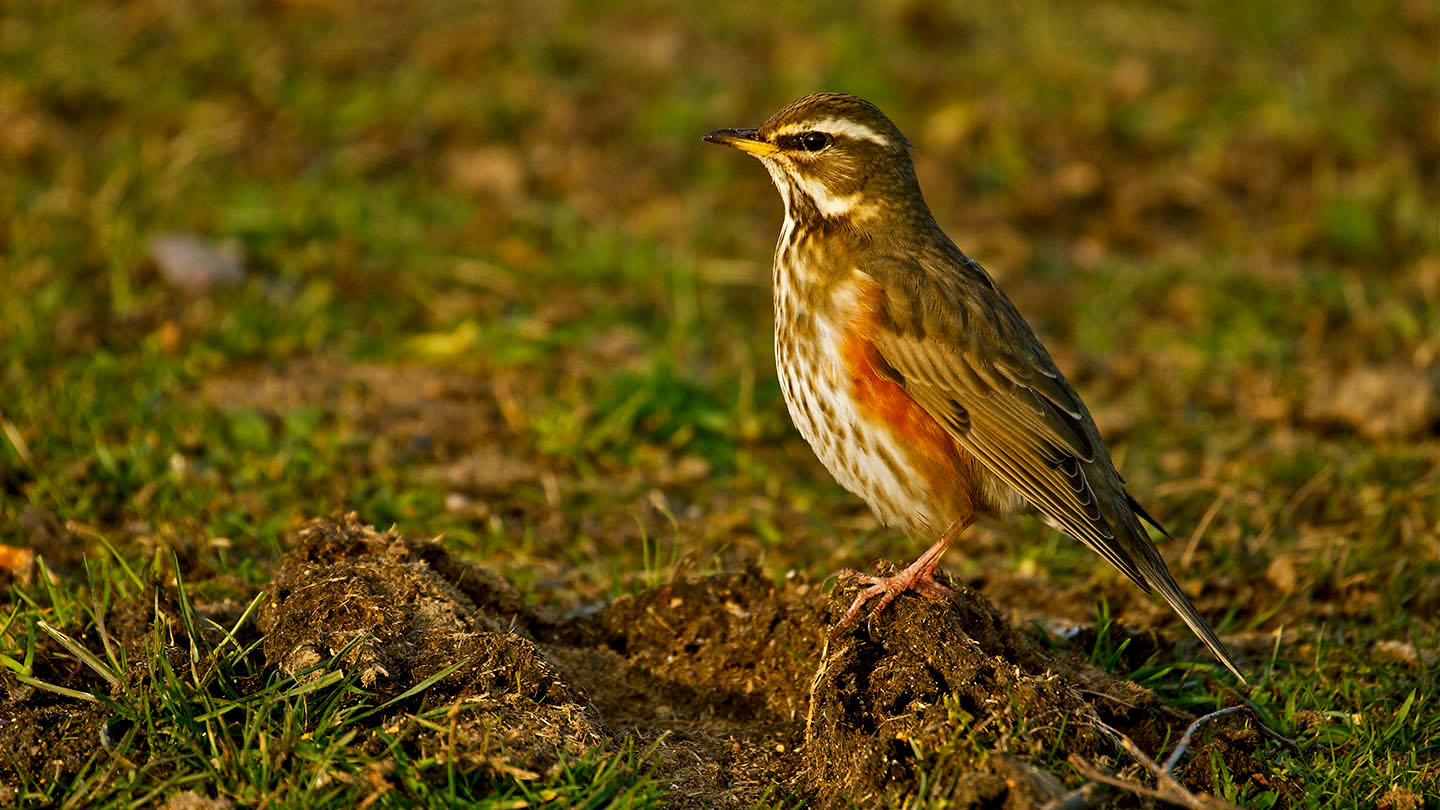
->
[2,516,1260,807]
[805,564,1184,807]
[256,517,1195,807]
[259,516,605,775]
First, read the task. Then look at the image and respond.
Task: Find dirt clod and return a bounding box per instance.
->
[800,564,1182,808]
[256,518,1218,807]
[0,516,1283,806]
[259,515,604,775]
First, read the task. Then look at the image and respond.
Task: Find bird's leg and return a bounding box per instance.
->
[837,517,974,626]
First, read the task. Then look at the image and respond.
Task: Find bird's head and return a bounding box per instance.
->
[704,93,924,225]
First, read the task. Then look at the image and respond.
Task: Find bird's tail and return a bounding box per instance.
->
[1138,549,1247,683]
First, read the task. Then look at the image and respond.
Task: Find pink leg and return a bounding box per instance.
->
[837,517,973,626]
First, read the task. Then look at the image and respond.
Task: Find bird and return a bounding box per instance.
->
[704,93,1245,681]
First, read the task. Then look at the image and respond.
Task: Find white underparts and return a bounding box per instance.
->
[772,248,945,536]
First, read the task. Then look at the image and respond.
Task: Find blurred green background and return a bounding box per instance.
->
[0,0,1436,806]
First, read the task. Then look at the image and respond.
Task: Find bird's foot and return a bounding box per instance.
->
[835,562,955,626]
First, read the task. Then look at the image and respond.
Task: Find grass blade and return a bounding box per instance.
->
[39,620,120,689]
[16,675,99,703]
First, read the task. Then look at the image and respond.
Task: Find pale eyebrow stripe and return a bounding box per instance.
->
[772,118,891,146]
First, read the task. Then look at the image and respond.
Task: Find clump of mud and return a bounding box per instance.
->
[1,516,1267,807]
[259,516,605,775]
[806,564,1184,807]
[256,517,1201,807]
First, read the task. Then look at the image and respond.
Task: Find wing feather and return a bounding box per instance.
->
[850,243,1245,680]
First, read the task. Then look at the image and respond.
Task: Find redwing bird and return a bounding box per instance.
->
[705,93,1244,681]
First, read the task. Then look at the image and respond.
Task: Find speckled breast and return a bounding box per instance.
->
[772,250,969,538]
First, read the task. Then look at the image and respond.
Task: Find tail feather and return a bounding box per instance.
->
[1128,493,1174,541]
[1136,547,1247,682]
[1109,494,1245,681]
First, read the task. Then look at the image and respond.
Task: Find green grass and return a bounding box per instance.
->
[2,0,1437,806]
[2,552,663,808]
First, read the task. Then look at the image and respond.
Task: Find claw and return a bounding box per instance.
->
[837,564,956,626]
[831,518,974,627]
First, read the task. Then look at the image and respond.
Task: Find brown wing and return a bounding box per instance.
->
[865,248,1246,681]
[875,326,1149,588]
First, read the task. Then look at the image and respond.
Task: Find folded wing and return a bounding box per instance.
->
[864,250,1245,681]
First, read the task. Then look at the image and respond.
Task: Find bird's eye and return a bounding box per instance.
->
[799,131,831,151]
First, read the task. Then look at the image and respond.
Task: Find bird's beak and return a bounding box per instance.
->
[703,128,778,157]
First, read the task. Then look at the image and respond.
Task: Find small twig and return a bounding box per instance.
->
[1078,688,1141,710]
[1181,488,1231,567]
[1068,751,1239,810]
[1246,706,1301,752]
[804,635,833,741]
[1046,699,1299,809]
[1037,781,1111,810]
[1164,703,1298,773]
[92,597,122,675]
[1163,705,1249,772]
[1114,729,1242,810]
[1048,716,1246,810]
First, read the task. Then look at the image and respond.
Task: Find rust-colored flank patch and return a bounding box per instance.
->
[841,280,965,494]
